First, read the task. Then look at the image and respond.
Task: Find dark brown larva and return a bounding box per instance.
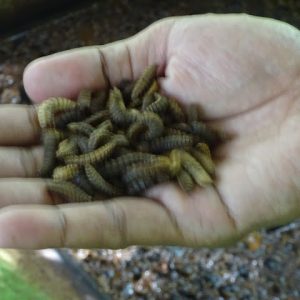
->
[167,97,185,122]
[131,65,157,107]
[54,107,87,129]
[186,104,200,123]
[74,135,89,154]
[47,180,93,202]
[72,171,96,196]
[90,90,108,113]
[88,128,111,151]
[38,97,76,128]
[149,134,194,153]
[126,122,146,142]
[85,164,122,196]
[40,129,61,177]
[190,121,220,146]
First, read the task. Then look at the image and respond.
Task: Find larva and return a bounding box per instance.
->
[176,169,195,192]
[149,134,194,153]
[83,110,110,126]
[126,122,146,142]
[53,164,80,180]
[118,80,134,104]
[127,177,156,195]
[141,94,155,111]
[85,164,122,196]
[179,150,212,187]
[37,97,76,128]
[143,80,159,98]
[90,90,108,113]
[64,140,117,165]
[144,93,169,115]
[170,123,191,133]
[169,149,181,176]
[101,152,158,177]
[39,129,60,177]
[77,89,92,108]
[167,97,185,122]
[47,180,93,202]
[54,107,87,129]
[72,171,96,196]
[190,121,220,146]
[67,122,95,136]
[88,128,111,151]
[190,143,215,175]
[186,104,200,123]
[75,135,89,154]
[131,65,157,107]
[108,87,130,124]
[56,138,78,159]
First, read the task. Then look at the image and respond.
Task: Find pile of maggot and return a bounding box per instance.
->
[37,65,223,202]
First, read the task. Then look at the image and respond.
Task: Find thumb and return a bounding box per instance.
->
[23,18,175,103]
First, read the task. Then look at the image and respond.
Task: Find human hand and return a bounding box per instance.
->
[0,14,299,249]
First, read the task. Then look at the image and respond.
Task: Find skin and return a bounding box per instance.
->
[0,14,299,249]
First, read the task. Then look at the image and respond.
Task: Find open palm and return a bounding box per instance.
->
[0,14,299,249]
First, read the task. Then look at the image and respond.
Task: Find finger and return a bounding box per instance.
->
[0,105,40,146]
[0,179,54,208]
[0,199,182,249]
[23,18,175,103]
[0,146,43,178]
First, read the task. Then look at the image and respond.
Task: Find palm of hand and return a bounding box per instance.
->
[141,15,300,246]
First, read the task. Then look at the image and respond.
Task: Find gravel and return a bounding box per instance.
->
[0,1,299,299]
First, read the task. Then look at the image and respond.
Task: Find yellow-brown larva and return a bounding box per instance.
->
[67,122,95,136]
[131,64,157,107]
[84,164,122,196]
[64,140,117,165]
[141,94,155,111]
[77,89,92,108]
[176,169,195,192]
[169,149,181,176]
[47,180,93,202]
[190,121,221,146]
[126,122,146,142]
[56,138,78,159]
[108,87,130,124]
[190,143,215,175]
[37,97,76,128]
[186,104,200,123]
[54,106,87,129]
[144,93,169,115]
[179,150,212,187]
[143,80,159,98]
[149,134,194,153]
[88,128,111,151]
[74,135,89,154]
[53,164,80,180]
[83,110,110,126]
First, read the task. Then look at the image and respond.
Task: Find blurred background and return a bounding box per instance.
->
[0,0,299,299]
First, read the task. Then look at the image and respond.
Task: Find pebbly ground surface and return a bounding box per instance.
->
[0,1,299,299]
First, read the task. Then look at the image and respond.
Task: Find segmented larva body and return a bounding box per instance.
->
[40,129,61,177]
[101,152,158,176]
[164,128,187,135]
[135,111,164,140]
[88,128,111,151]
[127,177,157,195]
[131,65,157,107]
[47,180,93,202]
[90,90,108,113]
[108,87,130,124]
[191,143,215,175]
[179,150,212,187]
[123,157,171,183]
[53,164,80,180]
[38,97,76,128]
[190,121,220,146]
[85,164,122,196]
[149,134,194,153]
[67,122,95,136]
[74,135,89,154]
[144,80,159,98]
[169,149,181,176]
[83,110,110,126]
[118,80,134,103]
[186,104,200,123]
[72,171,95,195]
[77,89,92,108]
[126,122,146,142]
[167,98,185,122]
[142,94,155,111]
[144,93,169,115]
[56,138,78,159]
[171,123,191,133]
[176,169,195,192]
[65,141,117,165]
[54,106,87,129]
